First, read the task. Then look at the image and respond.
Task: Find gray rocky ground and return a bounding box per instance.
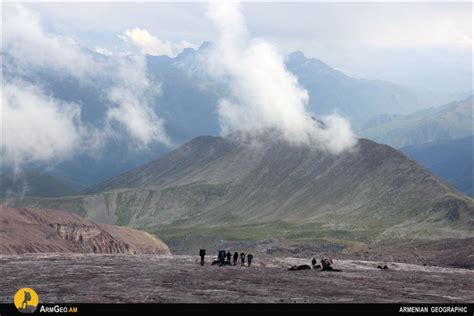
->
[1,254,473,303]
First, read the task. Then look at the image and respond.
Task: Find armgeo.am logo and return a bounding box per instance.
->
[13,288,79,314]
[13,288,39,313]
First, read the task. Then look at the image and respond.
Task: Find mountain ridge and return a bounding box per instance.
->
[358,96,473,148]
[9,135,474,254]
[4,45,462,186]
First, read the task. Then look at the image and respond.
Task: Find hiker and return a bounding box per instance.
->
[226,251,232,265]
[320,257,341,271]
[321,257,332,270]
[233,252,239,265]
[199,249,206,266]
[22,290,31,309]
[247,254,253,267]
[218,250,226,267]
[311,257,317,269]
[240,252,246,266]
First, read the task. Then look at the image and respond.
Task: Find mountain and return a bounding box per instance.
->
[358,96,473,148]
[0,205,170,255]
[285,52,431,126]
[0,171,85,199]
[9,136,474,254]
[401,136,473,197]
[3,44,453,187]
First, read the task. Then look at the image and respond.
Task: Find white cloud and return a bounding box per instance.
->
[106,56,171,146]
[1,81,83,166]
[95,47,113,56]
[20,2,472,91]
[2,4,98,80]
[206,2,357,154]
[241,2,472,91]
[1,4,172,167]
[120,28,197,57]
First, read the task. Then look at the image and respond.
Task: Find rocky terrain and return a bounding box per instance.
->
[0,253,472,303]
[0,206,170,255]
[242,237,474,269]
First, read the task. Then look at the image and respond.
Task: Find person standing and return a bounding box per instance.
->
[240,252,246,266]
[247,254,253,267]
[226,251,232,265]
[218,250,226,267]
[233,252,239,266]
[199,249,206,266]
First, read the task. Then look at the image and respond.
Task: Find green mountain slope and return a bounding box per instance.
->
[357,96,473,148]
[8,136,474,254]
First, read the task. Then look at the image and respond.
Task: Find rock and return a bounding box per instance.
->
[288,264,311,271]
[0,206,170,255]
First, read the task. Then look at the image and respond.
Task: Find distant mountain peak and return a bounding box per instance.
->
[287,51,307,62]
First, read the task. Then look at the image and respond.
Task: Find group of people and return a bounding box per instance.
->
[199,249,338,272]
[199,249,254,267]
[288,257,341,271]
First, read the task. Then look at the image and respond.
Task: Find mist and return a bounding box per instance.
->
[1,4,172,169]
[205,2,357,154]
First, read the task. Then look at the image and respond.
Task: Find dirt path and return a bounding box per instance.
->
[1,254,472,303]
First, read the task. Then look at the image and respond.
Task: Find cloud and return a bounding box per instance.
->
[106,56,171,146]
[206,2,357,154]
[120,28,197,57]
[95,47,113,56]
[2,4,171,167]
[21,2,471,92]
[2,4,98,80]
[1,81,83,166]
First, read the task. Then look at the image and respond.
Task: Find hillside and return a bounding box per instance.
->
[285,51,428,126]
[4,44,449,186]
[358,96,473,148]
[401,136,473,197]
[0,171,84,199]
[0,206,170,255]
[9,136,474,254]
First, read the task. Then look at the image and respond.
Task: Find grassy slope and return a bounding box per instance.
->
[358,96,473,148]
[6,137,474,254]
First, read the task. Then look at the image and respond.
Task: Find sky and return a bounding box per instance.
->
[18,1,473,93]
[1,1,472,167]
